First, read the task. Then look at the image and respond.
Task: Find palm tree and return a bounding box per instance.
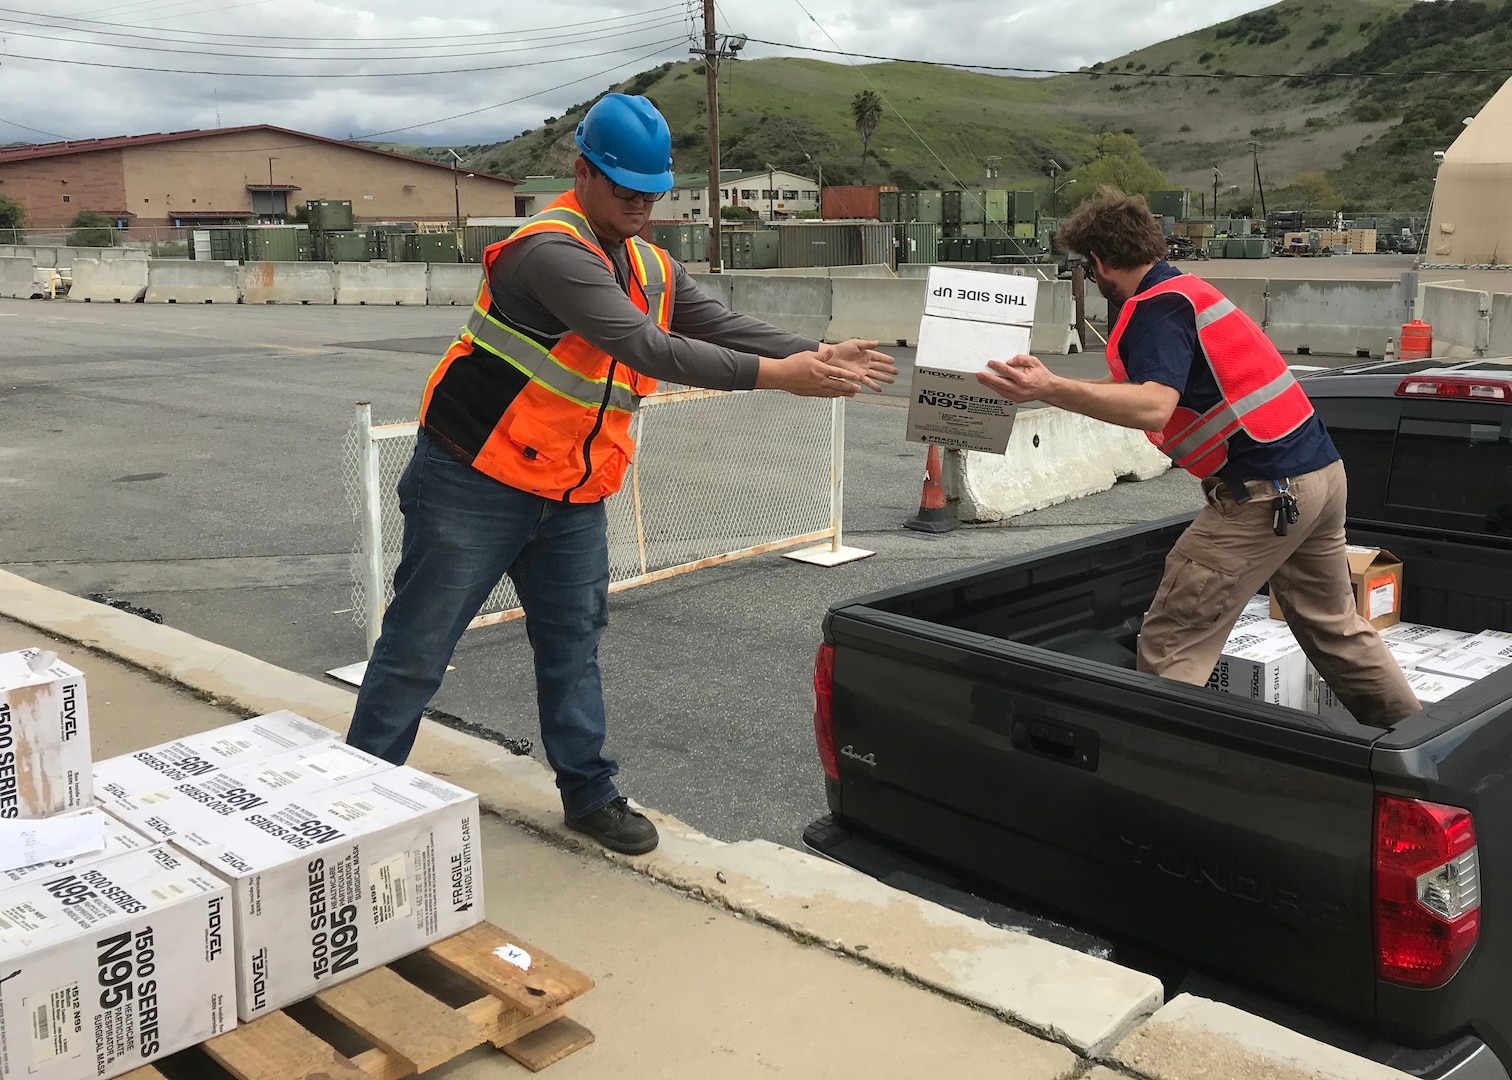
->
[850,91,882,182]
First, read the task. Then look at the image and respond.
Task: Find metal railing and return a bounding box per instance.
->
[341,392,869,657]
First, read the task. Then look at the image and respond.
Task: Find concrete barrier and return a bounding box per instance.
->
[427,263,480,306]
[942,405,1170,522]
[145,259,239,303]
[1420,284,1492,357]
[0,256,36,299]
[1491,293,1512,357]
[67,257,148,303]
[827,277,927,345]
[688,272,734,308]
[335,261,428,305]
[1030,279,1079,355]
[729,275,832,340]
[1201,277,1268,326]
[1265,279,1400,356]
[238,261,336,305]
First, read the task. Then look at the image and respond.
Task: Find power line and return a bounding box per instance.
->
[1,3,685,42]
[0,113,72,139]
[739,36,1512,81]
[0,15,691,60]
[0,33,690,77]
[358,37,690,138]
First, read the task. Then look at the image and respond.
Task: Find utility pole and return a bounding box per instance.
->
[447,149,463,234]
[702,0,723,272]
[1250,141,1267,222]
[1212,166,1221,223]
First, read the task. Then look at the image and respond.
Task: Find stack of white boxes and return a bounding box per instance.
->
[1313,622,1512,722]
[2,646,486,1074]
[1205,600,1313,710]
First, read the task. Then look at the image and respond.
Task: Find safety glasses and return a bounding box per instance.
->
[587,161,667,203]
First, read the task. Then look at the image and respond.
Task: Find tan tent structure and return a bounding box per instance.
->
[1426,76,1512,267]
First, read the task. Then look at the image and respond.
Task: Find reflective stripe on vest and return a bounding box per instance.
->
[1105,273,1314,478]
[456,211,670,416]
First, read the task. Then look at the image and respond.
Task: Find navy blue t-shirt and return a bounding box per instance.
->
[1117,261,1339,484]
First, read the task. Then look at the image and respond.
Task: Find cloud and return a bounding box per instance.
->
[0,0,1274,146]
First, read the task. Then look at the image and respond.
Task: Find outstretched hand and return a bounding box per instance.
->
[976,353,1058,404]
[819,339,899,393]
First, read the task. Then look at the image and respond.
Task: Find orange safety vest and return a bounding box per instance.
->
[420,191,675,502]
[1105,274,1314,479]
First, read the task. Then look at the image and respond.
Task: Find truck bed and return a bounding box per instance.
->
[822,515,1512,1048]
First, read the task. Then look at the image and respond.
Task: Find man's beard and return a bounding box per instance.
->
[1094,275,1126,304]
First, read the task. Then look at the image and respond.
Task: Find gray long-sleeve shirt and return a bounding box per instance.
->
[489,232,818,392]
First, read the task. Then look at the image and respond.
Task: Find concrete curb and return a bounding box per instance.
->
[0,567,1160,1058]
[1110,995,1414,1080]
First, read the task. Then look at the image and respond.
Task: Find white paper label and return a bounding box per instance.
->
[1369,582,1397,620]
[494,945,532,971]
[327,798,378,823]
[299,748,372,783]
[27,984,82,1064]
[0,900,54,941]
[369,853,411,924]
[147,881,189,908]
[0,814,106,873]
[208,737,255,759]
[254,767,304,790]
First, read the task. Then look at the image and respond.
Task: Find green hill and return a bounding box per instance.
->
[464,0,1512,214]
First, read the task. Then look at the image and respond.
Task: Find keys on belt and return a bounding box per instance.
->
[1271,479,1299,537]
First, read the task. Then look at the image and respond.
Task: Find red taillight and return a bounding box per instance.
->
[1375,795,1481,988]
[1396,375,1511,401]
[813,643,838,780]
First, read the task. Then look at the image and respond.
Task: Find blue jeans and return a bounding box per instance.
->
[347,431,619,818]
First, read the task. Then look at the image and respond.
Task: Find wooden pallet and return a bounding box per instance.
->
[120,922,594,1079]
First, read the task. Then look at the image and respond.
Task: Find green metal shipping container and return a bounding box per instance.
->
[1013,222,1036,240]
[897,192,919,222]
[960,223,985,239]
[939,237,962,263]
[1225,237,1247,259]
[205,227,247,262]
[878,191,900,223]
[462,225,516,263]
[941,190,963,227]
[319,231,369,263]
[1148,190,1192,220]
[1208,238,1229,258]
[916,191,943,225]
[721,230,779,270]
[245,225,308,262]
[401,233,460,263]
[1244,236,1269,259]
[896,223,940,264]
[1008,191,1037,224]
[985,221,1011,240]
[959,190,987,225]
[305,199,354,232]
[984,189,1009,223]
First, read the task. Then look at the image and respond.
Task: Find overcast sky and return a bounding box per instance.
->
[0,0,1280,147]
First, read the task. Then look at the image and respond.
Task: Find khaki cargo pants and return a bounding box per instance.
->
[1137,459,1421,724]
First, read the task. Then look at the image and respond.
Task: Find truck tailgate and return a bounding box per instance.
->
[827,602,1380,1026]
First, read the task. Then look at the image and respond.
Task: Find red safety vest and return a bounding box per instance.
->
[1105,274,1314,479]
[420,191,675,502]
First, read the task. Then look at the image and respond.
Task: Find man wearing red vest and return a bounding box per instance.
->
[346,95,897,853]
[977,186,1419,725]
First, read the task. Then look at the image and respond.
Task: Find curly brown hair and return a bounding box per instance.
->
[1054,186,1167,270]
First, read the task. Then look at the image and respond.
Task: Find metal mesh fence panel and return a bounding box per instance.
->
[342,391,836,638]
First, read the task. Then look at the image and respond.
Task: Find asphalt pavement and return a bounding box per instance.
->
[0,298,1351,845]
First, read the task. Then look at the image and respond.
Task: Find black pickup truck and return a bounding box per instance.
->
[807,358,1512,1078]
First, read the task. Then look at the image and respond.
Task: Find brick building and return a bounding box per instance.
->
[0,125,522,233]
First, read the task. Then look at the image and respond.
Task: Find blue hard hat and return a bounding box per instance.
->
[575,94,675,193]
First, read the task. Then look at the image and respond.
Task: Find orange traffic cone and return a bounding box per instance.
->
[905,444,958,533]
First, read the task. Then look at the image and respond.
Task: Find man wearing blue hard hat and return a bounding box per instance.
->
[348,94,897,855]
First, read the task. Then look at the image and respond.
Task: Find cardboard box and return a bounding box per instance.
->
[1320,669,1474,723]
[1270,545,1402,629]
[1382,622,1479,652]
[93,711,337,803]
[104,742,393,845]
[0,845,234,1080]
[158,766,483,1019]
[1416,648,1511,682]
[1383,640,1443,671]
[906,267,1037,454]
[1,809,151,889]
[1206,630,1310,709]
[0,649,92,818]
[1462,630,1512,660]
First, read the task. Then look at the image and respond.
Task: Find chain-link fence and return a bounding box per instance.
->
[341,391,861,655]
